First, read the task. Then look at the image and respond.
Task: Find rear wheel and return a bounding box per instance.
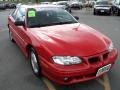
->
[108,11,111,16]
[93,10,96,15]
[117,9,120,16]
[30,48,41,77]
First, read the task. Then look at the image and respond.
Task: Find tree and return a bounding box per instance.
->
[35,0,39,3]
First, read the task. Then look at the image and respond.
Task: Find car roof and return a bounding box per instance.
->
[20,4,63,9]
[58,1,68,2]
[96,0,108,2]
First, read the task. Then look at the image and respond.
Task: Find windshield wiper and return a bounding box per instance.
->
[29,21,76,28]
[58,21,75,24]
[51,21,77,25]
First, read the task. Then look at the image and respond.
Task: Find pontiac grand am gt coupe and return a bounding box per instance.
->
[8,4,118,85]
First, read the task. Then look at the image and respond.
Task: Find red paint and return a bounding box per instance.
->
[8,7,118,85]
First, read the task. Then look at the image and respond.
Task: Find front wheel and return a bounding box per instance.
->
[30,48,41,77]
[93,10,96,15]
[9,30,15,42]
[108,11,111,16]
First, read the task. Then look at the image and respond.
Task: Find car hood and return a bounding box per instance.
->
[71,2,79,5]
[95,5,111,7]
[29,23,110,56]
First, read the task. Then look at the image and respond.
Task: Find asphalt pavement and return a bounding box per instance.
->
[0,9,120,90]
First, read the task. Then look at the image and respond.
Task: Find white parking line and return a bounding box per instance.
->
[96,74,111,90]
[42,77,56,90]
[42,74,111,90]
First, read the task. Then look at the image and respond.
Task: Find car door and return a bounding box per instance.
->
[9,7,29,55]
[8,7,20,45]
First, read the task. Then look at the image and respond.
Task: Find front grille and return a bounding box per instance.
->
[87,51,109,64]
[103,52,109,60]
[88,57,100,64]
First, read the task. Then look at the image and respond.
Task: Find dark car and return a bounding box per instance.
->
[52,1,72,13]
[93,0,112,15]
[40,1,51,4]
[68,0,83,9]
[0,3,6,10]
[112,0,120,16]
[8,3,16,9]
[4,3,10,8]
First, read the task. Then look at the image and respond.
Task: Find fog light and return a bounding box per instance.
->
[64,77,69,81]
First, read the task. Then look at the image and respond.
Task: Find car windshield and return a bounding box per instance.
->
[27,8,78,28]
[69,0,79,2]
[96,1,109,5]
[57,1,68,5]
[58,2,67,5]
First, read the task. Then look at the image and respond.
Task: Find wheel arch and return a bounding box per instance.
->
[26,44,34,58]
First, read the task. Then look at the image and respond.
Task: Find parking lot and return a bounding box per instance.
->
[0,9,120,90]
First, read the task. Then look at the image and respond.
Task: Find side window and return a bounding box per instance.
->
[12,8,19,19]
[15,10,24,21]
[12,7,26,21]
[115,0,120,4]
[19,7,26,16]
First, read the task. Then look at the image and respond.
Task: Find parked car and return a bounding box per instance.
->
[68,0,83,9]
[8,4,118,85]
[16,3,22,8]
[8,3,16,9]
[85,0,96,8]
[40,2,51,4]
[0,3,6,10]
[52,1,72,13]
[4,3,10,8]
[93,0,112,15]
[112,0,120,15]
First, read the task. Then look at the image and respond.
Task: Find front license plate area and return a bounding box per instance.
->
[101,10,104,12]
[96,64,112,77]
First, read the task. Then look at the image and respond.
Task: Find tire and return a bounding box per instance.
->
[111,6,115,15]
[108,11,111,16]
[93,10,96,15]
[117,9,120,16]
[9,30,15,42]
[79,6,82,10]
[108,9,111,16]
[69,9,72,13]
[30,48,41,77]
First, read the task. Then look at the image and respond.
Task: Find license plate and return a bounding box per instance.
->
[101,10,104,12]
[96,64,112,77]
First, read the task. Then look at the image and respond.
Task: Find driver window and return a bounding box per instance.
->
[14,8,25,22]
[16,11,24,21]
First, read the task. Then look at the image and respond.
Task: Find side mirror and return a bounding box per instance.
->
[14,21,25,26]
[74,16,79,20]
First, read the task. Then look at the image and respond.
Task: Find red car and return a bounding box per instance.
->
[8,4,118,85]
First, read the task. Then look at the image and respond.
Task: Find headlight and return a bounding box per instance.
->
[52,56,82,65]
[108,43,114,51]
[103,7,110,9]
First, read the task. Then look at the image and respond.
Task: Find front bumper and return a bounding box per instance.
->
[95,8,111,14]
[40,49,118,85]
